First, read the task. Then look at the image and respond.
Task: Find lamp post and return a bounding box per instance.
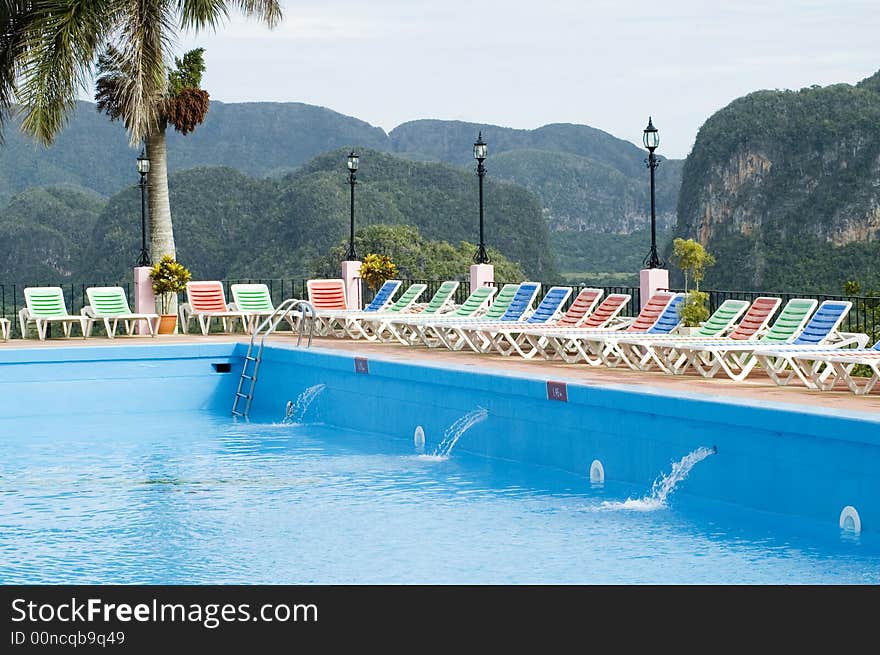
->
[136,147,150,267]
[642,116,663,269]
[344,151,359,261]
[473,132,490,264]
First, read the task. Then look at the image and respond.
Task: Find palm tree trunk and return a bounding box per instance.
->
[146,126,175,261]
[146,125,178,325]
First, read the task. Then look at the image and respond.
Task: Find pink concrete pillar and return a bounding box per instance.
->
[341,260,362,310]
[470,263,494,291]
[639,267,670,308]
[133,266,156,334]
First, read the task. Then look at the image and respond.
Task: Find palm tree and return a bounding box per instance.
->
[0,0,282,262]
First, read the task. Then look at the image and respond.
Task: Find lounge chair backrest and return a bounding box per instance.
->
[452,286,497,316]
[364,280,401,312]
[728,297,781,340]
[626,292,675,332]
[387,283,427,312]
[24,287,69,317]
[422,281,460,314]
[307,279,347,310]
[526,286,572,324]
[791,300,851,345]
[693,299,750,337]
[499,282,542,321]
[758,298,819,343]
[483,284,520,320]
[646,294,685,334]
[556,288,602,327]
[580,294,630,329]
[230,284,274,313]
[86,287,132,316]
[186,281,229,313]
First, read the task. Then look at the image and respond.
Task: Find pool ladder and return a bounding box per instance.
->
[232,299,316,419]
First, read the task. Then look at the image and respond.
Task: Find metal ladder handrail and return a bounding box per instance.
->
[232,298,317,419]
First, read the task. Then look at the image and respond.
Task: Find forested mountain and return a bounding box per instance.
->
[389,119,682,234]
[0,101,388,203]
[0,102,683,279]
[4,150,556,285]
[673,70,880,293]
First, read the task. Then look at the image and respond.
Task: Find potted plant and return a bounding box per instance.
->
[671,237,715,335]
[359,252,398,298]
[149,255,191,334]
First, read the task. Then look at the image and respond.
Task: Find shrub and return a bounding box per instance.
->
[679,290,710,327]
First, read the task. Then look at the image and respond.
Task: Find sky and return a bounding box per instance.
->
[171,0,879,159]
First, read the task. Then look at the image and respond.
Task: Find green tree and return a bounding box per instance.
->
[672,237,715,292]
[0,0,282,266]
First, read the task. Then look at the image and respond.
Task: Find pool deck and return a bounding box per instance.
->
[2,332,878,415]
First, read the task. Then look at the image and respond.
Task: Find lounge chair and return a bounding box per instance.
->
[510,292,631,359]
[613,297,762,372]
[667,298,823,381]
[785,342,880,394]
[179,281,251,335]
[560,293,686,367]
[377,284,496,345]
[436,282,544,351]
[307,278,348,310]
[0,317,9,341]
[323,282,424,339]
[520,291,678,363]
[446,285,571,353]
[357,281,461,342]
[81,286,160,338]
[417,283,525,349]
[19,287,89,340]
[747,301,869,387]
[312,279,401,336]
[386,283,518,348]
[229,283,300,334]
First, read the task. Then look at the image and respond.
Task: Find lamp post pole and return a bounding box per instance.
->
[344,151,359,261]
[643,117,663,269]
[136,147,150,267]
[473,132,489,264]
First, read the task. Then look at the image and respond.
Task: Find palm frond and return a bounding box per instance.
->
[115,0,176,144]
[232,0,282,28]
[15,0,112,144]
[177,0,228,31]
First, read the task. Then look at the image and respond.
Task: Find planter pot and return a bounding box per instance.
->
[158,315,177,335]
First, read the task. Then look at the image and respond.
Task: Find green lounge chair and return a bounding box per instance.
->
[82,286,160,338]
[230,283,299,333]
[19,287,89,340]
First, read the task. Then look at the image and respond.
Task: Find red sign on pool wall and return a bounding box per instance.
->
[546,381,568,402]
[354,357,369,374]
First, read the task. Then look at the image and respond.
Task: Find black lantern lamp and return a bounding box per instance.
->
[642,117,663,269]
[344,150,359,261]
[472,132,490,264]
[136,147,150,267]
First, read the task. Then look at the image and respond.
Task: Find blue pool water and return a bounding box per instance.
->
[2,409,879,584]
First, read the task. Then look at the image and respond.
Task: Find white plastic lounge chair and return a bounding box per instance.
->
[355,281,460,342]
[521,291,677,363]
[0,317,9,341]
[324,282,424,339]
[229,283,299,333]
[785,342,880,394]
[179,281,251,335]
[82,286,160,338]
[377,285,496,345]
[613,297,760,372]
[668,298,824,381]
[19,287,89,340]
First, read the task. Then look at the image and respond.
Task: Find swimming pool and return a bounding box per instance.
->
[1,343,879,583]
